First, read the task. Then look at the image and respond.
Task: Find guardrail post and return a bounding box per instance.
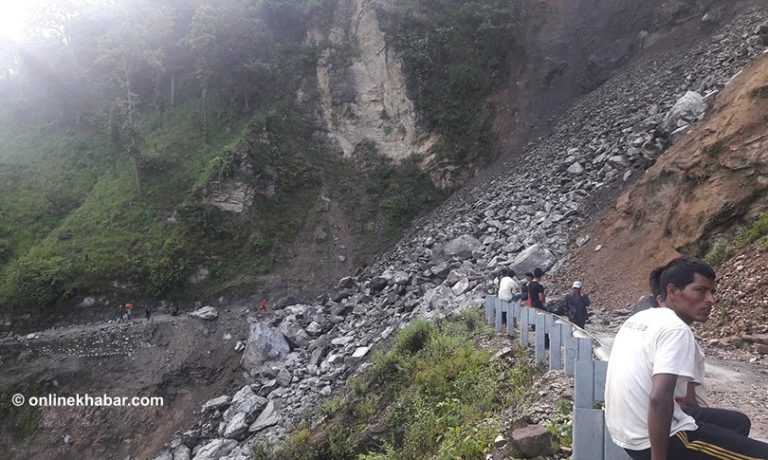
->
[519,306,529,347]
[534,312,547,363]
[506,301,516,336]
[495,299,504,332]
[549,321,564,370]
[485,297,493,326]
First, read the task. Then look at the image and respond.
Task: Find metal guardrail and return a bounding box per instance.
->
[484,296,631,460]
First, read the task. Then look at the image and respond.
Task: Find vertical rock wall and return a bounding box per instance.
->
[306,0,438,162]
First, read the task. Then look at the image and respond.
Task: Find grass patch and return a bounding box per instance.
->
[274,310,541,460]
[705,210,768,266]
[749,85,768,99]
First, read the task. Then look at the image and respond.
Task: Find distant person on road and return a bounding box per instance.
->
[145,304,152,322]
[260,299,268,311]
[605,256,768,460]
[125,303,133,321]
[565,280,591,329]
[497,268,521,302]
[528,268,546,310]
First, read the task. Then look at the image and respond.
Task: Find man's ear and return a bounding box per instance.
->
[666,283,680,304]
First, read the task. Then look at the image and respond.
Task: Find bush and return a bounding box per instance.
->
[395,319,433,355]
[0,255,81,314]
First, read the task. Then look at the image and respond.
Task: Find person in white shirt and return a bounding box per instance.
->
[605,256,768,460]
[497,268,521,302]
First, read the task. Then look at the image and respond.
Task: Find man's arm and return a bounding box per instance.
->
[675,381,699,408]
[648,373,678,460]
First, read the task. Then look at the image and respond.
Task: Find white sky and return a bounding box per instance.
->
[0,0,43,41]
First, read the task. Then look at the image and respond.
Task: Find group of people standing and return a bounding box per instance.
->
[117,302,151,322]
[497,267,591,328]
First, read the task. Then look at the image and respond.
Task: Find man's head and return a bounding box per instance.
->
[572,280,582,294]
[533,268,543,279]
[657,256,716,324]
[525,272,534,281]
[499,267,515,278]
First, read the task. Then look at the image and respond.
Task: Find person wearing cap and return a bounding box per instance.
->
[565,280,590,328]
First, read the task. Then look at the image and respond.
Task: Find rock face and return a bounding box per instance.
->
[306,0,438,162]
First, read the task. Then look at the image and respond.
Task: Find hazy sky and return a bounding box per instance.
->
[0,1,42,40]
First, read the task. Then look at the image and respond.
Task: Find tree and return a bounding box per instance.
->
[92,0,173,195]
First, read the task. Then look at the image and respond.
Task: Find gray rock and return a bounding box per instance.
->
[259,379,278,396]
[566,162,584,175]
[661,90,706,134]
[153,452,173,460]
[351,346,370,358]
[436,234,482,260]
[249,401,280,433]
[189,306,219,321]
[226,385,267,423]
[451,278,471,295]
[508,424,557,459]
[192,439,238,460]
[509,244,556,275]
[173,445,191,460]
[276,368,293,387]
[241,320,291,372]
[181,430,200,449]
[278,320,310,348]
[219,412,250,440]
[201,395,231,414]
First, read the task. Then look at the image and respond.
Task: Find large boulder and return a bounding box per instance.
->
[277,320,310,349]
[192,439,238,460]
[661,90,706,134]
[223,386,267,423]
[189,306,219,320]
[509,244,555,275]
[241,319,291,373]
[434,234,482,261]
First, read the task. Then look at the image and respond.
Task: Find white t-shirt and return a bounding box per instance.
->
[605,307,699,450]
[498,276,520,302]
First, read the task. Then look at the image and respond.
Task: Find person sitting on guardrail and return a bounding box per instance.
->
[605,256,768,460]
[521,272,533,306]
[565,280,590,328]
[497,268,521,302]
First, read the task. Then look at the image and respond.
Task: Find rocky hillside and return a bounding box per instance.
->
[139,6,767,459]
[2,2,768,460]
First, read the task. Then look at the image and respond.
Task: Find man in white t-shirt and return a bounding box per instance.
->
[497,268,521,302]
[605,256,768,460]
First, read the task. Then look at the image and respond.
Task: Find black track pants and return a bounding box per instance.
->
[625,407,768,459]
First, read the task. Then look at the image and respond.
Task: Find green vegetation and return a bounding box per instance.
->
[749,85,768,99]
[268,311,542,460]
[0,390,40,441]
[0,0,446,322]
[705,210,768,266]
[379,0,517,165]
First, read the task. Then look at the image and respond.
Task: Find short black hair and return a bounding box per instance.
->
[499,267,515,277]
[648,266,663,298]
[533,268,544,278]
[657,256,716,301]
[525,272,534,278]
